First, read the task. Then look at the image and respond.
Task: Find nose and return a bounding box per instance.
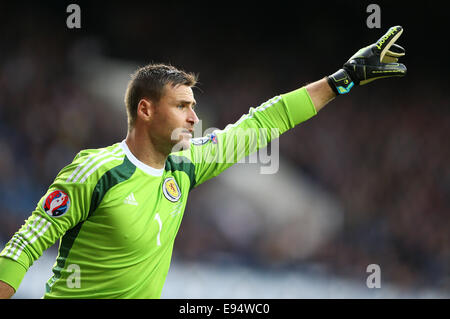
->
[187,107,199,125]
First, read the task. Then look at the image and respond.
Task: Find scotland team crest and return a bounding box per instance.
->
[43,190,70,217]
[162,177,181,202]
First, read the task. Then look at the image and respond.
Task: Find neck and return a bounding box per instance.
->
[125,128,168,169]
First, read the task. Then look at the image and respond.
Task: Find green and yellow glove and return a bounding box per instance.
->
[327,25,407,95]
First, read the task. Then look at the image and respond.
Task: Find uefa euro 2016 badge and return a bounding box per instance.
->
[162,177,181,202]
[210,133,218,144]
[43,190,70,217]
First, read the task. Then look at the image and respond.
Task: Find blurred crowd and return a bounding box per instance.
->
[0,3,448,293]
[283,90,449,290]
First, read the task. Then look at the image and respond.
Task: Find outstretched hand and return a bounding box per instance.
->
[327,26,407,94]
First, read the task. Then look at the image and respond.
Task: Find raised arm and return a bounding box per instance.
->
[165,26,407,188]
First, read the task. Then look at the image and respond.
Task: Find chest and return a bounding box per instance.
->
[92,172,188,251]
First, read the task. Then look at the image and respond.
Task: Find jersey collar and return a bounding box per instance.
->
[120,140,165,177]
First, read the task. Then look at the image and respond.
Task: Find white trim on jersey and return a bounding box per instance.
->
[0,216,51,261]
[211,95,282,136]
[79,155,125,183]
[67,144,124,183]
[120,140,164,177]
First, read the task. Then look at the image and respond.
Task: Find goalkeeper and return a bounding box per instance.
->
[0,26,406,298]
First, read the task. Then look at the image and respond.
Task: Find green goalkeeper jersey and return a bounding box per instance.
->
[0,87,316,298]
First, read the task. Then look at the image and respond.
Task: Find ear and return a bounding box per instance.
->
[136,98,153,123]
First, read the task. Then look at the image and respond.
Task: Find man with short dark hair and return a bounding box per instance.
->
[124,63,198,131]
[0,26,406,298]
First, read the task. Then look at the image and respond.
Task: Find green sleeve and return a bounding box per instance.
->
[189,86,317,187]
[0,154,96,292]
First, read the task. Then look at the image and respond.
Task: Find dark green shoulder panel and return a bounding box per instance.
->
[89,156,137,217]
[165,155,196,191]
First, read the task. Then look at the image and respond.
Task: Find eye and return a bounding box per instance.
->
[177,104,184,109]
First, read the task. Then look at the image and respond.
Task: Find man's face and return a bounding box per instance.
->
[148,83,199,152]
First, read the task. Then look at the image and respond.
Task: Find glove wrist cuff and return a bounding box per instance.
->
[327,69,355,95]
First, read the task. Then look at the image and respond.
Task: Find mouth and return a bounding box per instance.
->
[182,129,193,138]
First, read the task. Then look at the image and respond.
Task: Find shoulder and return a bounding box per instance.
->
[55,142,127,185]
